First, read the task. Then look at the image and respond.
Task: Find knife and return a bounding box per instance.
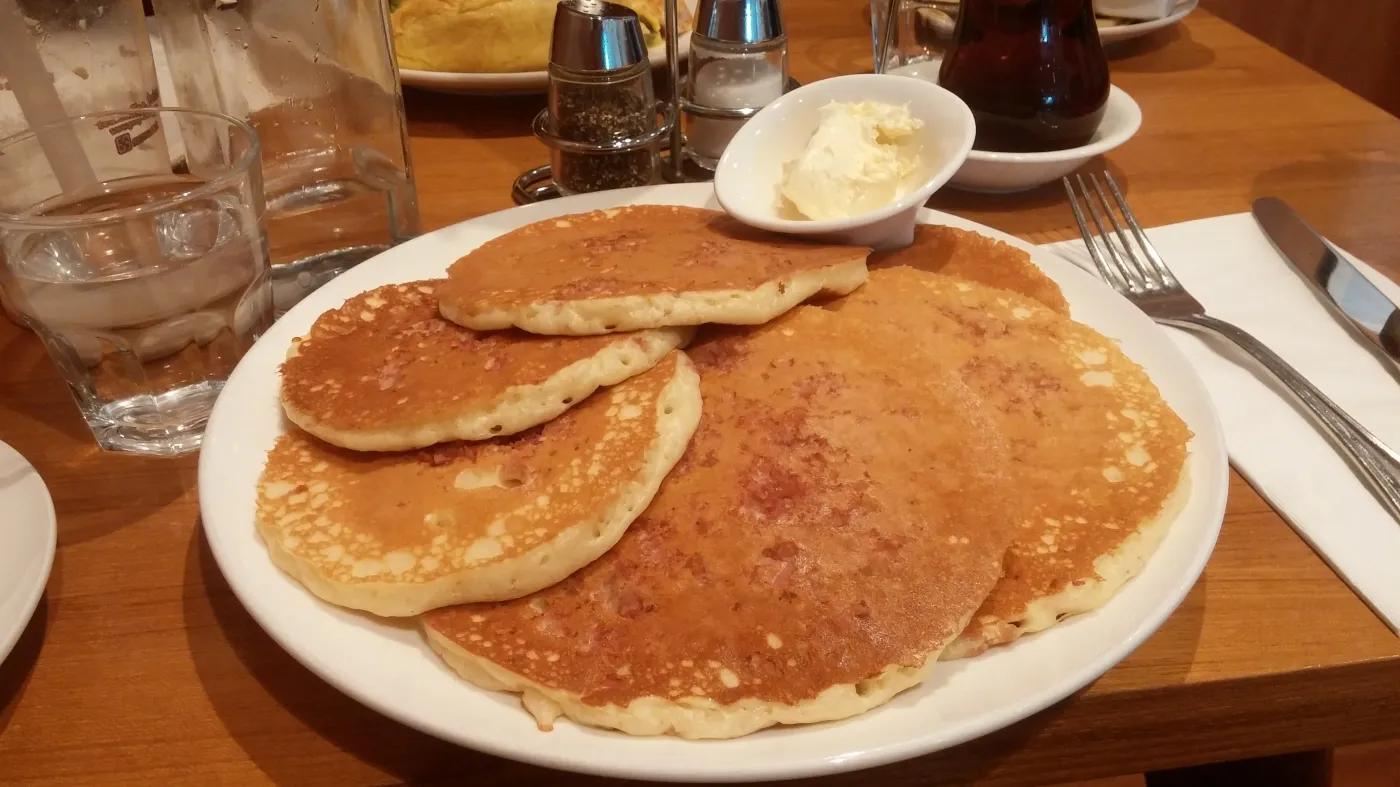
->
[1253,197,1400,363]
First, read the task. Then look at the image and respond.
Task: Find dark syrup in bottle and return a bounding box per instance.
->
[938,0,1110,152]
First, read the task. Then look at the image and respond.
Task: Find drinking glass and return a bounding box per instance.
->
[152,0,420,312]
[0,108,273,457]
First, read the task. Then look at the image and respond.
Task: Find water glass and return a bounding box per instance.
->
[0,108,273,457]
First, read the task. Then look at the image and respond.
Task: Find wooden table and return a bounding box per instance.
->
[3,7,1400,785]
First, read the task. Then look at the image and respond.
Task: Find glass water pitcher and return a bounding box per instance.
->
[152,0,421,310]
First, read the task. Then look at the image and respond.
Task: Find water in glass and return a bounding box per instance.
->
[3,175,271,455]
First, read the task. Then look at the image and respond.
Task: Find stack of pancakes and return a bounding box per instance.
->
[257,205,1191,739]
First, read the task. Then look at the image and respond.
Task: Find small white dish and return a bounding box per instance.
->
[0,440,56,665]
[891,61,1142,193]
[714,73,974,249]
[953,85,1142,193]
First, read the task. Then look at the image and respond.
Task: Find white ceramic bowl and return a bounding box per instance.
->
[891,61,1143,193]
[952,86,1142,193]
[713,73,974,249]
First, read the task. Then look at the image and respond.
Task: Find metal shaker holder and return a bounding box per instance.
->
[513,0,791,203]
[515,102,677,204]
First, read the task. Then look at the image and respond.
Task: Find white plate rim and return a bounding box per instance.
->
[198,182,1228,782]
[1099,0,1199,43]
[399,33,691,95]
[0,440,57,665]
[928,0,1197,44]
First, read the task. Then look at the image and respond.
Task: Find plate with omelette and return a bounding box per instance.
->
[198,182,1227,780]
[392,0,696,94]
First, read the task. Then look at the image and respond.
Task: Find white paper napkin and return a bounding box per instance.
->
[1044,213,1400,634]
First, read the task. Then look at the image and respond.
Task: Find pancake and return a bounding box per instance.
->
[422,304,1020,738]
[868,224,1070,315]
[829,267,1191,658]
[436,206,870,335]
[256,351,702,617]
[281,281,691,451]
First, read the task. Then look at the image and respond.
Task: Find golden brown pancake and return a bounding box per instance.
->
[868,224,1070,315]
[422,304,1020,738]
[436,206,870,335]
[280,281,690,451]
[257,351,702,617]
[829,267,1191,658]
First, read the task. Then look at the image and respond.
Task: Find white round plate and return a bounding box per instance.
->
[199,182,1228,782]
[0,440,57,664]
[1100,0,1198,44]
[925,0,1197,45]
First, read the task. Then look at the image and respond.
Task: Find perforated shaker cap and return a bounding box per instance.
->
[550,0,649,72]
[694,0,785,44]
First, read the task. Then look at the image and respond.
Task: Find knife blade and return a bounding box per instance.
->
[1253,197,1400,362]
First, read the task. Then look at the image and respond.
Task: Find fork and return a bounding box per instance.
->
[1064,170,1400,522]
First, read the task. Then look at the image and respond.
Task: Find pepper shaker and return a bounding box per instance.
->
[538,0,668,195]
[683,0,788,168]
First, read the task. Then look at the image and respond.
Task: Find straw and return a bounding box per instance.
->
[0,0,155,287]
[875,0,899,74]
[664,0,684,181]
[0,0,99,193]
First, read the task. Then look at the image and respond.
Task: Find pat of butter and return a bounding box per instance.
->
[780,101,924,221]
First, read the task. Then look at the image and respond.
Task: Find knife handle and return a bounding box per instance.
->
[1168,314,1400,523]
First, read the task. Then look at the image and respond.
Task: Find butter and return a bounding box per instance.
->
[780,101,924,220]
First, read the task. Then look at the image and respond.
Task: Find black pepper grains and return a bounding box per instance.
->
[551,80,659,193]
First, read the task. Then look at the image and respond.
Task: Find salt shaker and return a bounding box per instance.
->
[683,0,789,168]
[539,0,667,195]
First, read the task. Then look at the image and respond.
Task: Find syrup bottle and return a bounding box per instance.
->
[938,0,1110,152]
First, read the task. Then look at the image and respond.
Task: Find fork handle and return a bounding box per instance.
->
[1165,314,1400,522]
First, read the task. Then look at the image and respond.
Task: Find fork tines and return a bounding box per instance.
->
[1063,171,1179,295]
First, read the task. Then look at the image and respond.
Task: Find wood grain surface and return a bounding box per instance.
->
[4,6,1400,785]
[1201,0,1400,118]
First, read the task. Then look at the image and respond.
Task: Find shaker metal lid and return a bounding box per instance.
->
[695,0,785,44]
[550,0,648,72]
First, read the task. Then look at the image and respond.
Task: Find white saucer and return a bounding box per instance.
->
[923,0,1198,45]
[891,60,1142,193]
[0,441,56,664]
[1099,0,1199,45]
